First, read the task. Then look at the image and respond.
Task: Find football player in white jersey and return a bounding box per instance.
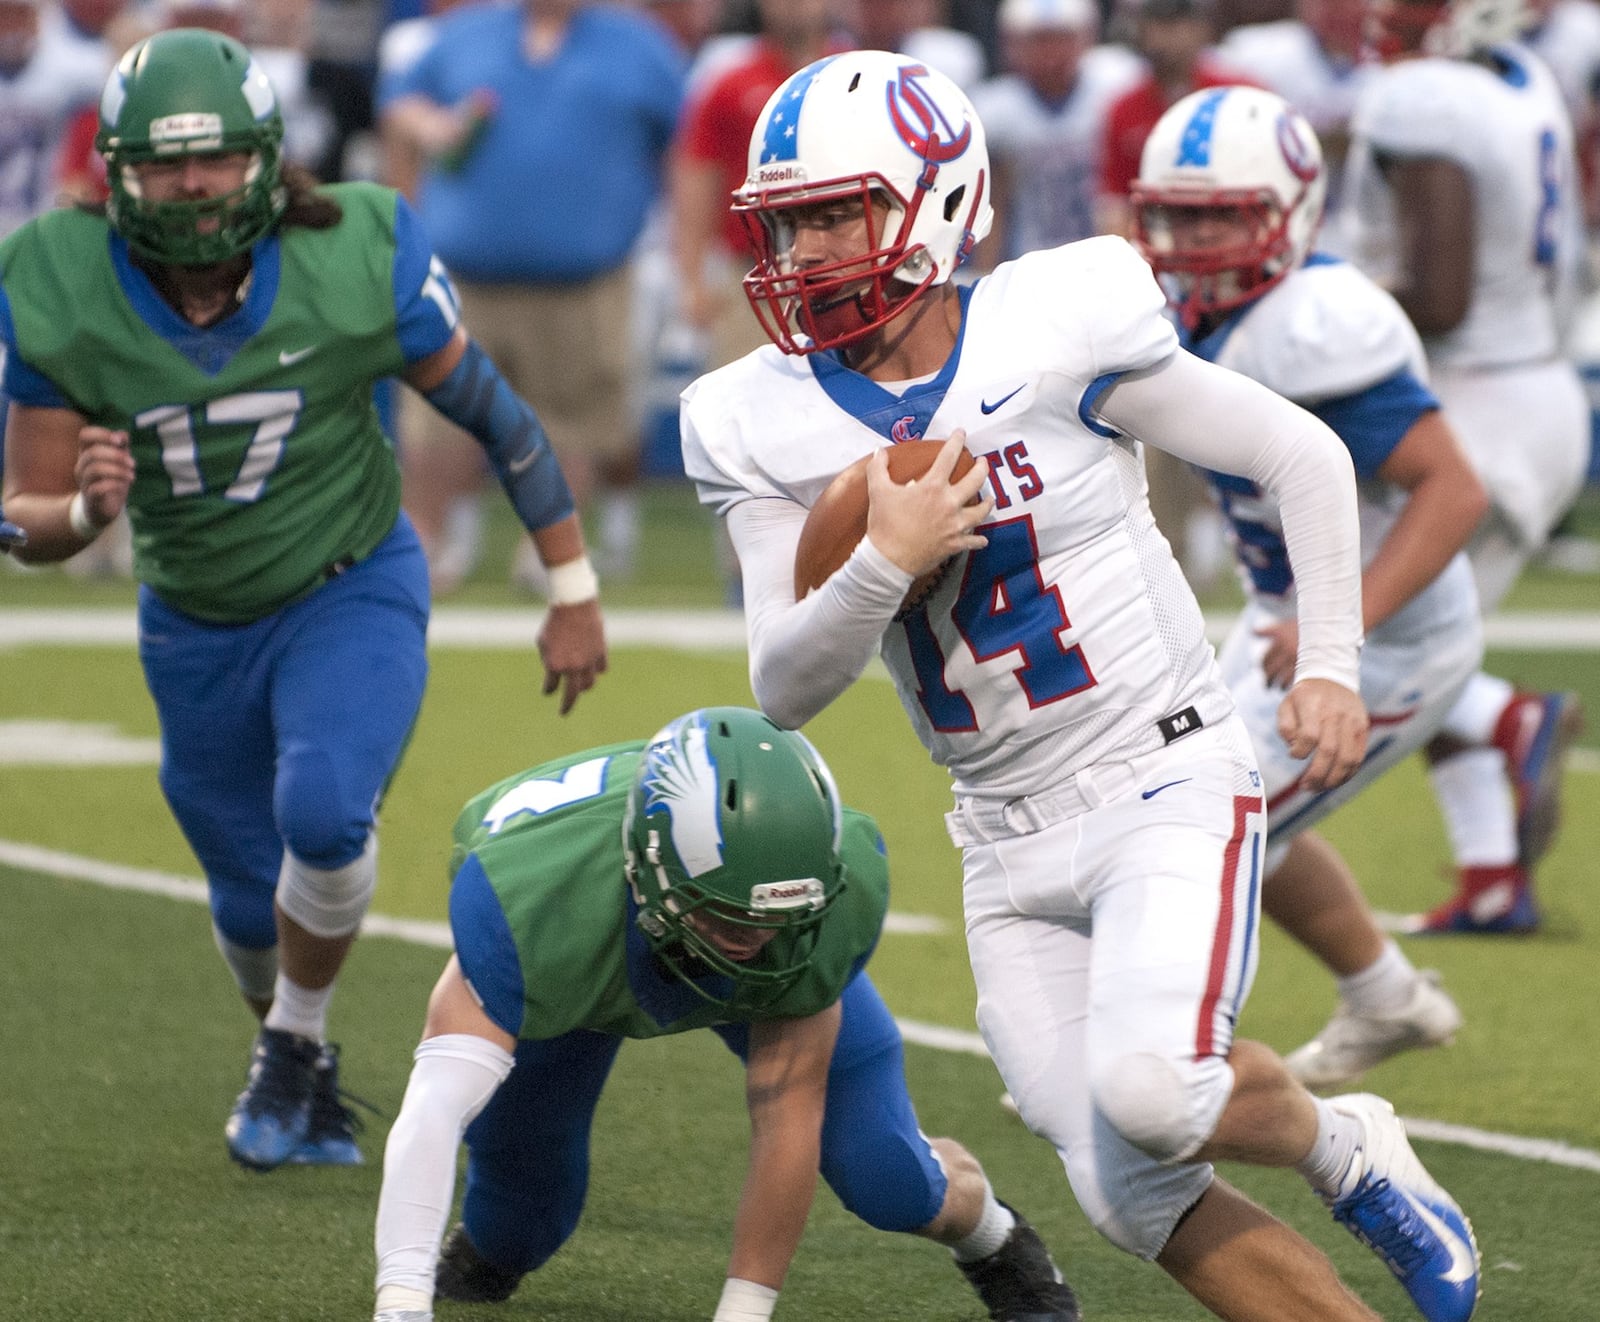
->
[0,0,108,238]
[683,49,1481,1322]
[1343,0,1589,934]
[970,0,1144,260]
[1218,0,1375,250]
[1132,87,1485,1090]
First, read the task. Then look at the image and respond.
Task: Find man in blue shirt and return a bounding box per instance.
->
[379,0,686,594]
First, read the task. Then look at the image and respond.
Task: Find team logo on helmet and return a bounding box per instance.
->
[637,718,723,879]
[886,65,972,165]
[1276,113,1319,184]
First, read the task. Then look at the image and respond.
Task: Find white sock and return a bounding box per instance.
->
[1296,1098,1365,1200]
[1428,748,1518,867]
[950,1182,1015,1263]
[1337,940,1418,1017]
[263,973,333,1042]
[1439,672,1515,744]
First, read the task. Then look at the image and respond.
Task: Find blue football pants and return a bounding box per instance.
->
[137,516,430,949]
[458,971,950,1272]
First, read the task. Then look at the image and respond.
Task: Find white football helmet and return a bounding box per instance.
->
[1365,0,1531,60]
[733,51,993,355]
[1131,86,1325,328]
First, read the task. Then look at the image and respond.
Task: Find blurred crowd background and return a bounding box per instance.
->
[5,0,1600,594]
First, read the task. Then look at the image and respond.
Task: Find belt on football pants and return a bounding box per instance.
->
[944,705,1213,847]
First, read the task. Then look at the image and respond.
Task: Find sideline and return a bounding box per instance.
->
[6,604,1600,651]
[4,835,1597,1177]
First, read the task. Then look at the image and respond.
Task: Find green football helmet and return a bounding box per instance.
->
[624,707,848,1010]
[96,28,286,266]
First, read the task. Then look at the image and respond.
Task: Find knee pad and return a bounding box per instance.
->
[1062,1139,1214,1260]
[1091,1050,1231,1164]
[211,923,278,1002]
[276,835,377,939]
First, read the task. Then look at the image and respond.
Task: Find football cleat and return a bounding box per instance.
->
[1285,971,1463,1090]
[1491,690,1583,869]
[1404,866,1541,936]
[435,1224,524,1304]
[287,1042,375,1166]
[957,1203,1082,1322]
[225,1027,320,1171]
[1322,1094,1480,1322]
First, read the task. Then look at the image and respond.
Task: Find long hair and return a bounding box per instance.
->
[79,160,344,232]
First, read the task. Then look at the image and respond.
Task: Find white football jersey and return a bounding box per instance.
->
[1524,0,1600,130]
[970,47,1145,256]
[0,27,107,238]
[1187,257,1479,644]
[1219,22,1372,138]
[684,238,1233,798]
[1219,21,1374,248]
[1344,44,1579,369]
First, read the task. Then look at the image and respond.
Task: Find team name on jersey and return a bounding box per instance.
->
[978,440,1045,510]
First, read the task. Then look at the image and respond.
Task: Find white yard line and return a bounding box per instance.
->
[6,605,1600,651]
[3,835,1596,1176]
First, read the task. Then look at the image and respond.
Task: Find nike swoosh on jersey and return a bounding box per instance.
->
[1399,1188,1478,1285]
[979,385,1025,415]
[278,346,317,366]
[1141,778,1192,800]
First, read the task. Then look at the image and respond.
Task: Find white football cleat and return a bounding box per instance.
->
[1286,970,1462,1090]
[1322,1093,1481,1322]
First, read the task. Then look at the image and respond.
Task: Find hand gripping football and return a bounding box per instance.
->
[793,439,979,618]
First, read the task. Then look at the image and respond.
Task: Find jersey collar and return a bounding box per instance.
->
[109,230,282,377]
[808,282,975,443]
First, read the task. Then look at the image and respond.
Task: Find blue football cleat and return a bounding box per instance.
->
[1323,1094,1480,1322]
[287,1042,374,1166]
[225,1027,319,1171]
[1406,871,1541,936]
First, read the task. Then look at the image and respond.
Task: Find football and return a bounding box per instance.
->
[793,439,979,616]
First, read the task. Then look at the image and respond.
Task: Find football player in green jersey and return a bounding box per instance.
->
[0,29,607,1172]
[372,708,1082,1322]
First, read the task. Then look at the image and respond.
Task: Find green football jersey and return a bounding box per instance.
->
[0,184,427,622]
[451,743,892,1040]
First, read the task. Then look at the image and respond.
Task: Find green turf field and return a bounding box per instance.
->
[2,483,1598,1320]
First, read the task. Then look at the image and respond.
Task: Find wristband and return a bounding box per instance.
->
[546,554,600,606]
[712,1277,778,1322]
[68,492,104,541]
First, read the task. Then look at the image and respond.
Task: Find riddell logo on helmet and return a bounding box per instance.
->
[749,878,826,911]
[754,163,808,186]
[150,112,224,149]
